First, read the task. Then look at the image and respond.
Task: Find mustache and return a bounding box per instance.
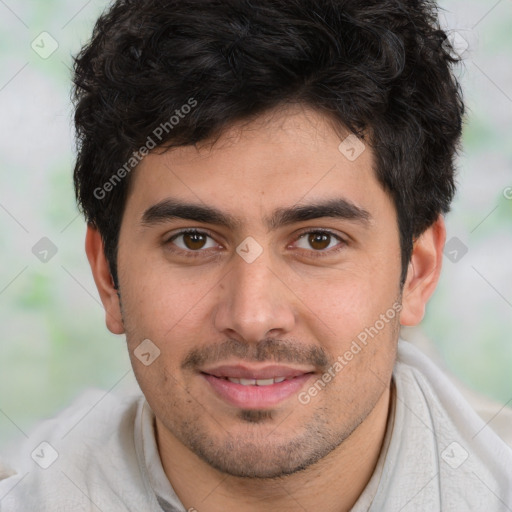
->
[181,338,331,371]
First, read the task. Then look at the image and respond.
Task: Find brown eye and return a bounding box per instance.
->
[294,230,346,254]
[182,232,207,250]
[168,230,217,252]
[307,232,331,250]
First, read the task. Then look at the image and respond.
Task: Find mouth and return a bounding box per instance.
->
[216,376,289,386]
[199,364,316,409]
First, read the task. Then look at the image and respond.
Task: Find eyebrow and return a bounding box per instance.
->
[140,197,372,231]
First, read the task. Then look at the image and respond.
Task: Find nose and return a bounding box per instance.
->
[213,247,297,343]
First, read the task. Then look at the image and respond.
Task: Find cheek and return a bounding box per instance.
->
[297,269,400,394]
[119,260,214,340]
[120,274,219,399]
[299,271,396,336]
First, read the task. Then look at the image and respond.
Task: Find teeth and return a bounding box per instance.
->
[226,377,289,386]
[255,378,274,386]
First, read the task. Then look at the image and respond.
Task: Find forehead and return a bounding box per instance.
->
[123,105,392,228]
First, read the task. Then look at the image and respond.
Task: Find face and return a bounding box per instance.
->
[113,105,404,478]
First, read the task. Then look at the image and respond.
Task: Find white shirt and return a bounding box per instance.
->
[1,340,511,511]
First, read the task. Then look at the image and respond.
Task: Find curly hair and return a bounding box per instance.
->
[72,0,464,287]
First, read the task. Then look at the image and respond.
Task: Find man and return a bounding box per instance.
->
[1,0,511,510]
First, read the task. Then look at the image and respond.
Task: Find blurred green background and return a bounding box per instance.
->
[0,0,511,451]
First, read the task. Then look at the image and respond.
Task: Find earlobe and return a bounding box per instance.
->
[400,216,446,326]
[85,224,125,335]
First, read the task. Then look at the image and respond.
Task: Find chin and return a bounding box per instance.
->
[184,423,347,479]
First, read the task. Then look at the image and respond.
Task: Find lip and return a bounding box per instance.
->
[200,364,315,409]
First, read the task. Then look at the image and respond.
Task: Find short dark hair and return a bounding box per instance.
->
[72,0,464,288]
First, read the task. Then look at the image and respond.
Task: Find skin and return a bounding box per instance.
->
[86,104,445,512]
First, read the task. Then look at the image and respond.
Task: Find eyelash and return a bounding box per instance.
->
[164,228,348,259]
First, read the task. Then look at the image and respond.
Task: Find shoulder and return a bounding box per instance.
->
[0,389,151,512]
[391,340,512,508]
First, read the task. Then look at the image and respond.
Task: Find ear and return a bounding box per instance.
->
[400,215,446,326]
[85,224,125,335]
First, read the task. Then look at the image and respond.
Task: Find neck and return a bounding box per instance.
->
[157,384,392,512]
